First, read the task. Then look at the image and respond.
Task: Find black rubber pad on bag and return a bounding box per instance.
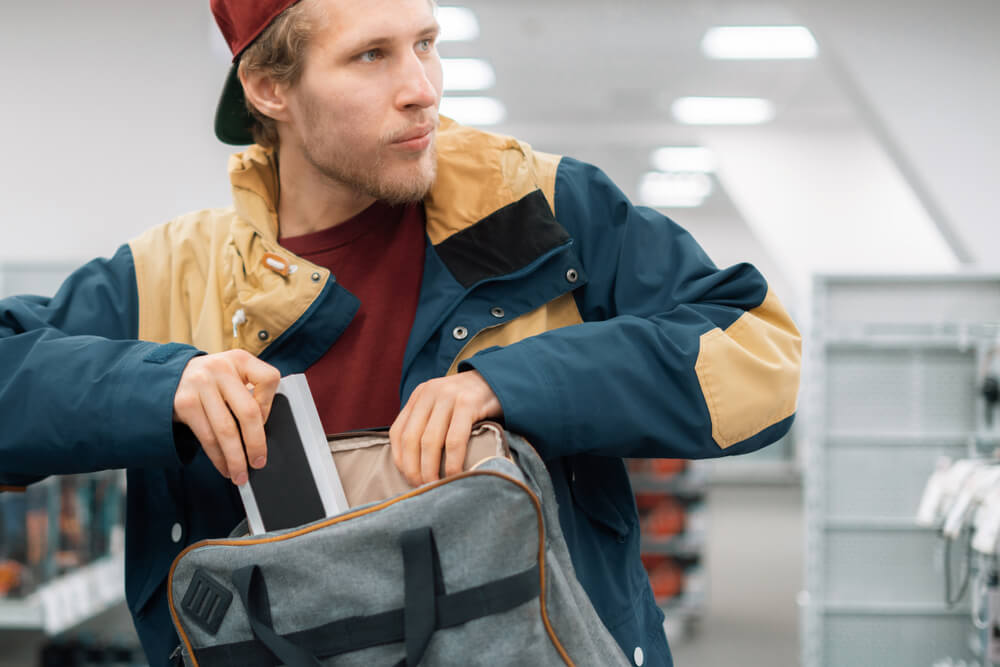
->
[182,569,234,636]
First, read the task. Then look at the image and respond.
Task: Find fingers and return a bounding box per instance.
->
[443,405,475,478]
[218,371,268,472]
[419,402,451,484]
[394,387,436,487]
[172,350,281,485]
[199,382,251,486]
[390,372,501,486]
[389,394,415,473]
[239,354,281,423]
[182,402,230,479]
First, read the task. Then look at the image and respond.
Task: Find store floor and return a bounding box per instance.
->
[670,482,804,667]
[0,482,803,667]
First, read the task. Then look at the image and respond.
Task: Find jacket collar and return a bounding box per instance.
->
[225,116,556,246]
[228,144,281,241]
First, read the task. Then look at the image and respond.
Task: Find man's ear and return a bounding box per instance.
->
[239,65,290,122]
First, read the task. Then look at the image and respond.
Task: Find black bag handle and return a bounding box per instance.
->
[232,565,323,667]
[400,526,446,666]
[231,529,446,667]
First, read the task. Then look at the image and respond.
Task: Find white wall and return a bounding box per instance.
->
[706,126,957,296]
[1,1,234,263]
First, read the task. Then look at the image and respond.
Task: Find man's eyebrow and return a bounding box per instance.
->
[344,22,440,53]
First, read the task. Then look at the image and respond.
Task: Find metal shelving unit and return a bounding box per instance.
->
[629,459,708,643]
[803,274,1000,666]
[0,555,126,635]
[0,473,127,636]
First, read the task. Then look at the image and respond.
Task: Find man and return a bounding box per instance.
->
[0,0,801,665]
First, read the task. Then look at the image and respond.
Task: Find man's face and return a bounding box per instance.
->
[282,0,443,204]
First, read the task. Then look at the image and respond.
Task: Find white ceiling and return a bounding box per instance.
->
[438,0,998,304]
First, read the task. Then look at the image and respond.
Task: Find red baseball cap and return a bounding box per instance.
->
[211,0,302,145]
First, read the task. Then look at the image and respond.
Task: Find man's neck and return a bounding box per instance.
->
[275,144,376,239]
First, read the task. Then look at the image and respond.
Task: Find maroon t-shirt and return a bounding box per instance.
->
[279,201,425,434]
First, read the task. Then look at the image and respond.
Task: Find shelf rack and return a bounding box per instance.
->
[803,273,1000,667]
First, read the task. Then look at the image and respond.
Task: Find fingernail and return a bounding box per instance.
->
[252,456,266,468]
[235,472,248,486]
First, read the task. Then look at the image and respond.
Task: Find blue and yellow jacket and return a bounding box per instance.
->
[0,118,800,666]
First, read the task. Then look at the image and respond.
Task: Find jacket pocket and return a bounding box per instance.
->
[568,454,636,540]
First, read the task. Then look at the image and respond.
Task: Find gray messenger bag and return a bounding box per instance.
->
[167,424,629,666]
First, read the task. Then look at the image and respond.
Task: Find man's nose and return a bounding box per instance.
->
[396,53,439,110]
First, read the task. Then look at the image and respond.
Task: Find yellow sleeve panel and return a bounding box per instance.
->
[695,289,802,449]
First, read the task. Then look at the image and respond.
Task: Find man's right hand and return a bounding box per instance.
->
[172,350,281,486]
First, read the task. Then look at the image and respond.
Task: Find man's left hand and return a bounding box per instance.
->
[389,370,502,486]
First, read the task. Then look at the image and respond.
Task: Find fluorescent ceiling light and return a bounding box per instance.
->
[442,58,496,91]
[437,6,480,42]
[672,97,776,125]
[651,147,717,173]
[639,172,713,208]
[702,26,818,60]
[440,97,506,125]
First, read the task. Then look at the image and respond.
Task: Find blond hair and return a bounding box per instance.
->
[238,0,321,149]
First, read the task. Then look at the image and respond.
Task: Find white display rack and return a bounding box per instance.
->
[0,555,124,635]
[803,273,1000,667]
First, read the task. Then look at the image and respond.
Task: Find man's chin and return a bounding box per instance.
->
[371,171,436,205]
[374,155,437,204]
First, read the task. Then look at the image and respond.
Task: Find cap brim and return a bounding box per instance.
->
[214,63,255,146]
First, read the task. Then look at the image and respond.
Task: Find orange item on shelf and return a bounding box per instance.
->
[627,458,688,478]
[641,496,685,538]
[627,458,688,477]
[647,559,684,601]
[649,459,687,477]
[634,492,663,511]
[0,561,23,597]
[641,553,669,572]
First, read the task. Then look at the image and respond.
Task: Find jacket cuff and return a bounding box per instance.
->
[111,342,205,468]
[459,341,568,460]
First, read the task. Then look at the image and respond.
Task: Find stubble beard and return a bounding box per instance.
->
[303,131,437,206]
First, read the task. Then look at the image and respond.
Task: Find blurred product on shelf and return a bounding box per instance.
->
[26,482,51,589]
[628,456,706,642]
[0,559,25,597]
[638,494,687,539]
[57,477,85,572]
[86,474,119,560]
[0,490,30,598]
[628,458,688,478]
[645,557,686,601]
[0,471,126,604]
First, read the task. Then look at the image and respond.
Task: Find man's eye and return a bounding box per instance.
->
[418,39,433,52]
[360,49,380,62]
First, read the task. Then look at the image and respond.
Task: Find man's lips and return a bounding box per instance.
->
[392,124,434,145]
